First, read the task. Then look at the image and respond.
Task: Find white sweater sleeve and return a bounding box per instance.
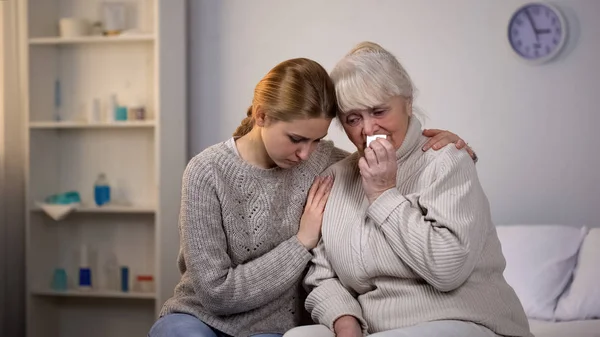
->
[304,240,368,333]
[366,147,490,292]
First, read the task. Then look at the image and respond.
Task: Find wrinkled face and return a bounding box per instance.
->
[339,95,412,153]
[260,116,332,168]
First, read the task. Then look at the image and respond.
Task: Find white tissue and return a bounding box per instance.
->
[36,202,80,221]
[366,134,387,147]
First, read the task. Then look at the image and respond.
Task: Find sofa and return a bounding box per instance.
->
[496,225,600,337]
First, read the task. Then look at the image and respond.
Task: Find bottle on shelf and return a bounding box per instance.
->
[101,251,119,291]
[121,266,129,292]
[78,244,92,291]
[89,98,101,123]
[94,173,111,206]
[107,94,117,122]
[51,268,68,291]
[129,99,146,120]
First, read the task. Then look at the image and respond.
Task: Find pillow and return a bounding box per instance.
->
[554,228,600,320]
[495,225,588,320]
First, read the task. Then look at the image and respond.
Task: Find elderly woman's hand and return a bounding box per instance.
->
[358,138,398,204]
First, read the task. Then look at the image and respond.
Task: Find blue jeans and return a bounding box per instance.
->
[148,313,284,337]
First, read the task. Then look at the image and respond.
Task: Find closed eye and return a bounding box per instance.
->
[372,109,387,117]
[288,134,327,144]
[346,115,361,126]
[289,136,302,143]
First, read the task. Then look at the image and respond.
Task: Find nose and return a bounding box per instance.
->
[296,143,311,161]
[363,117,378,136]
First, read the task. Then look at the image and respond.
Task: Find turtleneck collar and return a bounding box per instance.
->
[394,116,423,162]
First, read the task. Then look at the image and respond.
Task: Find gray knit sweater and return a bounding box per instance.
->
[305,118,532,337]
[160,138,349,336]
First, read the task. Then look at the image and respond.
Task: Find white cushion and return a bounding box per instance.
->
[554,228,600,320]
[528,319,600,337]
[495,225,588,320]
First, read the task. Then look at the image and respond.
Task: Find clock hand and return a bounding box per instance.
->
[536,28,551,34]
[525,9,540,42]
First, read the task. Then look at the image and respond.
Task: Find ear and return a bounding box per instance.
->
[406,99,413,117]
[255,107,267,127]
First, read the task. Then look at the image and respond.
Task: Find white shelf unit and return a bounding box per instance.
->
[29,120,156,129]
[31,203,156,214]
[18,1,187,337]
[29,34,155,45]
[32,289,156,300]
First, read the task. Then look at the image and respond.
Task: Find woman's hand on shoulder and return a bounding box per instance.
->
[421,129,477,162]
[297,176,334,250]
[359,138,398,204]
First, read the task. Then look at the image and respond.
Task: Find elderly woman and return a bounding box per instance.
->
[284,42,532,337]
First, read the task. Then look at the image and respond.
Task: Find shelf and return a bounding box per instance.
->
[29,120,155,129]
[29,34,155,45]
[31,289,155,300]
[31,204,156,214]
[22,2,186,336]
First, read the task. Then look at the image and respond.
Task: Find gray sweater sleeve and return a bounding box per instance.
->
[366,147,489,292]
[180,157,313,315]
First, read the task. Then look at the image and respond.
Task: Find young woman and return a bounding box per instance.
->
[148,57,473,337]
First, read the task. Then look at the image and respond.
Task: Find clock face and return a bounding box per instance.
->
[508,3,566,62]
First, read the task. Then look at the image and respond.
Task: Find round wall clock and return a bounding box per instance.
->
[508,3,568,64]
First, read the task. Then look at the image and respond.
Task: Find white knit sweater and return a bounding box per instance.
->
[304,117,532,337]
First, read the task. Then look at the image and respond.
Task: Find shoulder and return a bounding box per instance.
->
[322,150,361,178]
[302,140,350,174]
[314,140,351,164]
[328,144,351,165]
[184,141,234,185]
[423,144,476,177]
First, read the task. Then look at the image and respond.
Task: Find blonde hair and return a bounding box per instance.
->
[330,41,415,115]
[233,58,337,137]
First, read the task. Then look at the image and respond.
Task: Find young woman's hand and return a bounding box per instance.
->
[359,138,397,204]
[297,176,333,250]
[421,128,477,161]
[334,316,363,337]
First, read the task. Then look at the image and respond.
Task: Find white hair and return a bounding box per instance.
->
[331,42,415,115]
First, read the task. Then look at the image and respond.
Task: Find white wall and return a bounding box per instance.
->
[188,0,600,226]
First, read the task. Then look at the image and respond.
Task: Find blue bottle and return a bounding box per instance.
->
[121,266,129,292]
[51,268,68,291]
[94,173,111,206]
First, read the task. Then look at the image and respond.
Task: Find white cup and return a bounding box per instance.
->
[59,18,90,38]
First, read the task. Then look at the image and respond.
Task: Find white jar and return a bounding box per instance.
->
[135,275,154,293]
[59,18,90,38]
